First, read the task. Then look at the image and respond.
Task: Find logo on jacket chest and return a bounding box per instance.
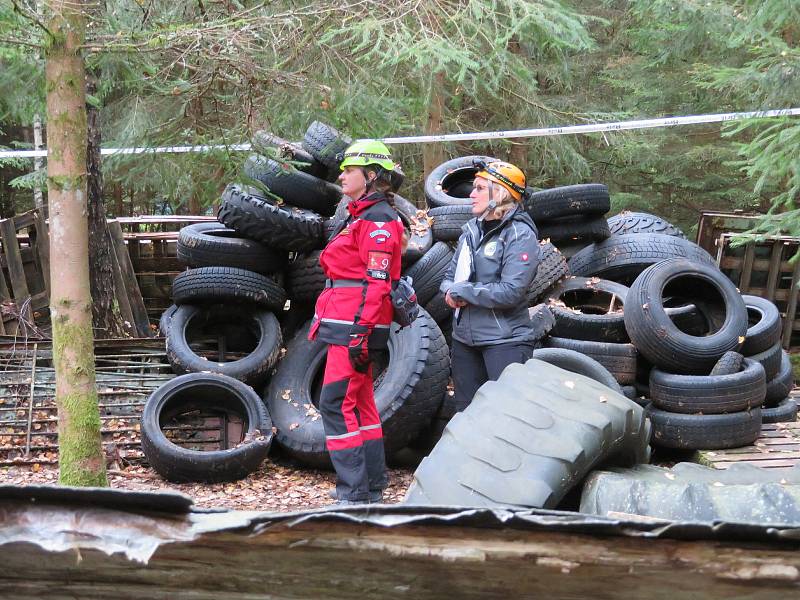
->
[369,228,392,243]
[483,241,498,257]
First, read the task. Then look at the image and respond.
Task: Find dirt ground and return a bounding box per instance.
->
[0,460,415,511]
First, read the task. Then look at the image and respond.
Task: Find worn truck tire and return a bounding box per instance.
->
[302,120,352,180]
[525,184,610,222]
[159,304,178,336]
[217,184,323,252]
[606,211,686,239]
[424,155,498,209]
[765,351,794,405]
[177,222,287,274]
[545,276,629,343]
[710,351,745,376]
[741,295,782,355]
[538,215,611,245]
[624,259,747,374]
[763,397,797,424]
[429,204,473,242]
[404,241,454,306]
[747,342,783,381]
[530,348,623,394]
[251,131,329,179]
[243,155,342,215]
[544,337,637,385]
[172,267,287,311]
[580,462,800,523]
[166,304,282,385]
[404,359,651,509]
[646,404,762,450]
[649,358,766,414]
[526,241,570,304]
[286,251,325,304]
[264,311,449,468]
[140,372,273,483]
[568,234,716,285]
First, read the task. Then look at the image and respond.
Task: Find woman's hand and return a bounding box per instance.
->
[445,291,466,309]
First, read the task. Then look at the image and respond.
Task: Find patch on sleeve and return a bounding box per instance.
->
[521,252,529,261]
[367,251,391,279]
[367,251,391,270]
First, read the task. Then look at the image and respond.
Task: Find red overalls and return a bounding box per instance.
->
[309,192,403,501]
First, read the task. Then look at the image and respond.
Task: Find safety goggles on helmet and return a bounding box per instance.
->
[473,159,527,201]
[338,140,395,172]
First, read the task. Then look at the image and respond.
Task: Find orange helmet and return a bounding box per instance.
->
[474,160,526,201]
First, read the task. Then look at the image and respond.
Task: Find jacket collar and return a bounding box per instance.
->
[464,204,535,248]
[348,192,388,217]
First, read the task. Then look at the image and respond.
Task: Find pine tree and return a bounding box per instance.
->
[44,0,107,486]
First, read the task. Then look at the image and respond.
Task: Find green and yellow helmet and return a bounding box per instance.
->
[339,140,395,172]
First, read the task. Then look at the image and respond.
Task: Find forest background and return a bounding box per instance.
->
[1,0,798,239]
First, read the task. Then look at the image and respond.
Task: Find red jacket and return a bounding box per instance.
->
[309,192,404,348]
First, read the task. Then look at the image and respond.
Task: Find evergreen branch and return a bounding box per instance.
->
[0,35,42,48]
[9,0,51,37]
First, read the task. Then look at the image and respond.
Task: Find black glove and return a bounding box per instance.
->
[348,330,371,374]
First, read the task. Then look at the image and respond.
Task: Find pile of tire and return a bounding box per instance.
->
[144,120,451,480]
[531,210,796,450]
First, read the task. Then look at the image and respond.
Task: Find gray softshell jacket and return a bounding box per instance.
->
[440,205,541,346]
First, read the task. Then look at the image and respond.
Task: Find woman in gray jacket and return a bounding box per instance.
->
[441,160,541,412]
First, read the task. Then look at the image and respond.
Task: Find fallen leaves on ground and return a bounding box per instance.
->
[0,461,414,512]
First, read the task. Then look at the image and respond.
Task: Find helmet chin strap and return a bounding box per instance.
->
[477,181,497,222]
[362,169,378,195]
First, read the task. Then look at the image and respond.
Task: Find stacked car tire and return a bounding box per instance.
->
[145,121,454,480]
[142,142,796,484]
[533,209,796,449]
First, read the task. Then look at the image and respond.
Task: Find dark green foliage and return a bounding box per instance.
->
[0,0,797,233]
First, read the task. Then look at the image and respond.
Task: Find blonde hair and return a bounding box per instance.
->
[487,183,515,219]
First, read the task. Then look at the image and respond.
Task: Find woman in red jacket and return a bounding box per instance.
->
[308,140,404,505]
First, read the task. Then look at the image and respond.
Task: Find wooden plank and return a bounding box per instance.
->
[108,221,152,338]
[115,215,216,225]
[718,256,800,273]
[0,247,38,270]
[783,250,800,348]
[10,210,36,230]
[32,210,50,298]
[0,218,31,317]
[739,241,756,292]
[104,226,136,334]
[765,240,784,300]
[129,258,183,272]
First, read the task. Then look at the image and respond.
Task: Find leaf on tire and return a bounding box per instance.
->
[289,423,300,430]
[738,336,746,344]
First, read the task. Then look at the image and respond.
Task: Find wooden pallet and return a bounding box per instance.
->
[696,407,800,470]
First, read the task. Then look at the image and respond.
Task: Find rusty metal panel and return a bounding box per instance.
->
[0,342,174,467]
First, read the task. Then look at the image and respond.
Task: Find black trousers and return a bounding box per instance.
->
[451,338,536,412]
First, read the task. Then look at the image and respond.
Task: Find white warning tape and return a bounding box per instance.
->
[1,107,798,159]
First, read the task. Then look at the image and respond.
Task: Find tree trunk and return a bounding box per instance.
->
[86,78,131,339]
[113,183,123,217]
[422,72,446,190]
[33,114,45,211]
[44,0,108,487]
